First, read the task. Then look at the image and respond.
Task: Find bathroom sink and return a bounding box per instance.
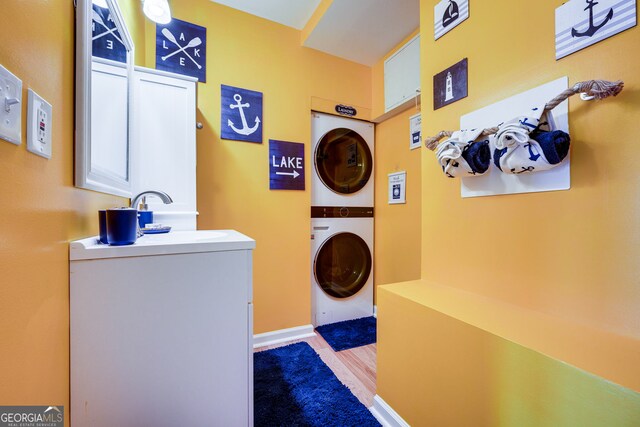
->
[70,229,255,261]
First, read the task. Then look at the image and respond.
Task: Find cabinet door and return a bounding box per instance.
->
[131,68,197,225]
[71,250,252,427]
[384,34,420,112]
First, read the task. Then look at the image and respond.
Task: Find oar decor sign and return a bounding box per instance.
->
[92,4,126,63]
[555,0,636,60]
[156,18,207,82]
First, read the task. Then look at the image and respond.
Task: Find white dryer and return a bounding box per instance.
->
[311,112,374,207]
[311,207,374,327]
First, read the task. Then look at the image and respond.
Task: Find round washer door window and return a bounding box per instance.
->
[314,232,372,298]
[315,128,373,194]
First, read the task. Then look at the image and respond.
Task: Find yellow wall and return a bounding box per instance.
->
[378,286,640,427]
[372,29,422,298]
[161,1,372,333]
[374,109,422,292]
[419,0,640,338]
[377,0,640,423]
[0,1,127,422]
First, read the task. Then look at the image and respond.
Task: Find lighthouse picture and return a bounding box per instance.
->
[445,72,454,102]
[433,58,468,110]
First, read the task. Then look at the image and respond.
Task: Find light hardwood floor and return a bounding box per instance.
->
[255,333,377,407]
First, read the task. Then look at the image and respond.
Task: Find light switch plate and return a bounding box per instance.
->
[0,64,23,145]
[27,89,52,159]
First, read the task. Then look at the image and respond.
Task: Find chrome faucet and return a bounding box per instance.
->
[130,191,173,237]
[130,190,173,210]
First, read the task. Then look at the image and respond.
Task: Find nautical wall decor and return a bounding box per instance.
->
[269,140,305,190]
[423,78,624,197]
[556,0,637,60]
[156,18,207,82]
[388,171,407,204]
[434,0,469,40]
[221,85,263,143]
[410,113,422,150]
[92,4,126,63]
[433,58,468,110]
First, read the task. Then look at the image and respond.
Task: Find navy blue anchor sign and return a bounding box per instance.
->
[92,4,126,63]
[221,85,263,143]
[156,18,207,82]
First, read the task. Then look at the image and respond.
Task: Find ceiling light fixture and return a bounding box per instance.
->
[142,0,172,25]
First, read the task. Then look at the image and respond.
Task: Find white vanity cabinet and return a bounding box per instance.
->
[131,67,197,230]
[70,230,255,427]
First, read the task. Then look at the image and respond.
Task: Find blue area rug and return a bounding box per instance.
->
[315,317,377,352]
[254,342,380,427]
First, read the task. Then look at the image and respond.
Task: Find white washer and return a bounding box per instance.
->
[311,211,374,326]
[311,112,374,207]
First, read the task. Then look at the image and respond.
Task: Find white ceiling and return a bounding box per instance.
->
[209,0,420,66]
[210,0,321,30]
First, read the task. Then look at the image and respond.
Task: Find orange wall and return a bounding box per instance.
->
[374,109,422,292]
[420,0,640,341]
[0,1,127,422]
[163,1,372,333]
[372,29,422,298]
[378,285,640,426]
[376,0,640,423]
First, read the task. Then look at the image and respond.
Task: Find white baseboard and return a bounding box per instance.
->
[369,395,409,427]
[373,305,378,318]
[253,324,316,349]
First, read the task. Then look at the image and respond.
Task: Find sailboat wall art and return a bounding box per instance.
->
[435,0,469,40]
[555,0,637,60]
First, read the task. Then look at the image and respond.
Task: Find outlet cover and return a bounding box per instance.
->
[27,89,52,159]
[0,64,23,145]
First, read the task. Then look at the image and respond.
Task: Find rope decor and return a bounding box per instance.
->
[424,79,624,151]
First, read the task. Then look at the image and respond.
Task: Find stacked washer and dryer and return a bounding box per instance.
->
[311,112,375,327]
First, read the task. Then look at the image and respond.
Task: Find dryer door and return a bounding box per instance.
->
[315,128,373,195]
[314,232,372,298]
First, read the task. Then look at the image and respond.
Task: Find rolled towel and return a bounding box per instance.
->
[530,129,570,165]
[436,128,491,178]
[493,109,569,175]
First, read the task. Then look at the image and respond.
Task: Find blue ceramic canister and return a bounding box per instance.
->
[98,210,108,244]
[106,208,138,246]
[138,210,153,229]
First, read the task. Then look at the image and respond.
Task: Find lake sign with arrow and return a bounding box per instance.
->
[556,0,636,60]
[221,84,263,143]
[269,140,305,190]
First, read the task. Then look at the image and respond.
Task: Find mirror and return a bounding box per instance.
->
[75,0,134,197]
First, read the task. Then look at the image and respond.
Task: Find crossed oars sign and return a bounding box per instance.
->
[161,28,203,69]
[92,10,124,45]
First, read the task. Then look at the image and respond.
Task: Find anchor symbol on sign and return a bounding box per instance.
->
[228,94,261,136]
[572,0,614,38]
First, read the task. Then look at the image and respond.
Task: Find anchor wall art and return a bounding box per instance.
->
[92,4,126,63]
[434,0,470,40]
[156,18,207,82]
[221,84,263,143]
[555,0,637,60]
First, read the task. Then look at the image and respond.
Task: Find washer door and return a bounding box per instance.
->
[314,232,372,298]
[315,127,373,194]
